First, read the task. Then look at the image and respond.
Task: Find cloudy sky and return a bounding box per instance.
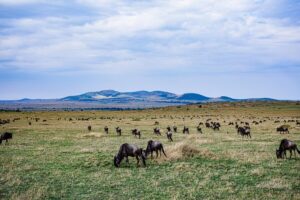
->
[0,0,300,100]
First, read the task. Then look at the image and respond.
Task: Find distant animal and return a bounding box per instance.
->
[113,143,146,167]
[197,126,202,133]
[228,122,234,125]
[166,131,173,142]
[104,126,109,134]
[167,126,171,132]
[276,139,300,159]
[183,126,189,134]
[88,125,92,132]
[173,126,177,133]
[276,126,289,134]
[237,126,251,138]
[131,129,141,139]
[0,132,13,145]
[205,122,211,128]
[153,127,161,135]
[115,127,122,136]
[145,140,167,158]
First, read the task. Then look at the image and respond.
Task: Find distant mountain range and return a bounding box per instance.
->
[0,90,277,110]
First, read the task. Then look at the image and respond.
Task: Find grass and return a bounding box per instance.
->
[0,101,300,199]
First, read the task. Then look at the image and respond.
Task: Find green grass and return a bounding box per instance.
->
[0,102,300,199]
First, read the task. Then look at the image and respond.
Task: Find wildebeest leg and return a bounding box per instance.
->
[136,155,140,167]
[284,150,287,159]
[289,149,292,159]
[156,150,159,158]
[151,151,153,159]
[159,149,162,157]
[126,156,129,165]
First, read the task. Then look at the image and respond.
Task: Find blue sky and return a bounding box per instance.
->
[0,0,300,100]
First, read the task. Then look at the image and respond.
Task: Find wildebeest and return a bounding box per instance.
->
[153,127,161,135]
[115,127,122,136]
[197,126,202,133]
[276,126,289,134]
[205,122,211,128]
[113,143,146,167]
[166,126,171,132]
[87,125,92,132]
[145,140,167,158]
[276,139,300,159]
[173,126,177,133]
[131,129,141,139]
[183,126,189,134]
[104,126,109,134]
[166,131,173,142]
[0,132,13,145]
[238,126,251,138]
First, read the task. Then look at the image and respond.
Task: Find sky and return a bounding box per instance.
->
[0,0,300,100]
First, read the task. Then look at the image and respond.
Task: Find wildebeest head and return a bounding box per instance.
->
[114,155,120,167]
[276,149,282,159]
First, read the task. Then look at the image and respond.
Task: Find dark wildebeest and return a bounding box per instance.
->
[131,129,141,139]
[197,126,202,133]
[153,127,161,135]
[228,122,234,125]
[87,125,92,132]
[167,126,171,132]
[237,126,251,138]
[115,127,122,136]
[145,140,167,158]
[183,126,189,134]
[276,126,289,134]
[173,126,177,133]
[276,139,300,159]
[205,122,211,128]
[114,143,146,167]
[166,131,173,142]
[104,126,109,134]
[0,132,13,145]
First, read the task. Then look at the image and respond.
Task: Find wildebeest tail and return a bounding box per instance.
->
[161,146,167,157]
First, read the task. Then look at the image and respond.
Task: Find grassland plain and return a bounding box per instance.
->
[0,102,300,200]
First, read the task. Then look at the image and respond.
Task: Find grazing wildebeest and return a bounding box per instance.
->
[104,126,109,134]
[87,125,92,132]
[276,139,300,159]
[153,127,161,135]
[166,131,173,142]
[237,126,251,138]
[197,126,202,133]
[228,122,234,125]
[145,140,167,158]
[173,126,177,133]
[113,143,146,167]
[183,126,189,134]
[115,127,122,136]
[0,132,13,145]
[276,126,289,134]
[131,129,141,139]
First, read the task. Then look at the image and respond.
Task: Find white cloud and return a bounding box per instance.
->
[0,0,300,75]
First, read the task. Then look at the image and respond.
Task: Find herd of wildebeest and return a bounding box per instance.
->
[1,115,300,168]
